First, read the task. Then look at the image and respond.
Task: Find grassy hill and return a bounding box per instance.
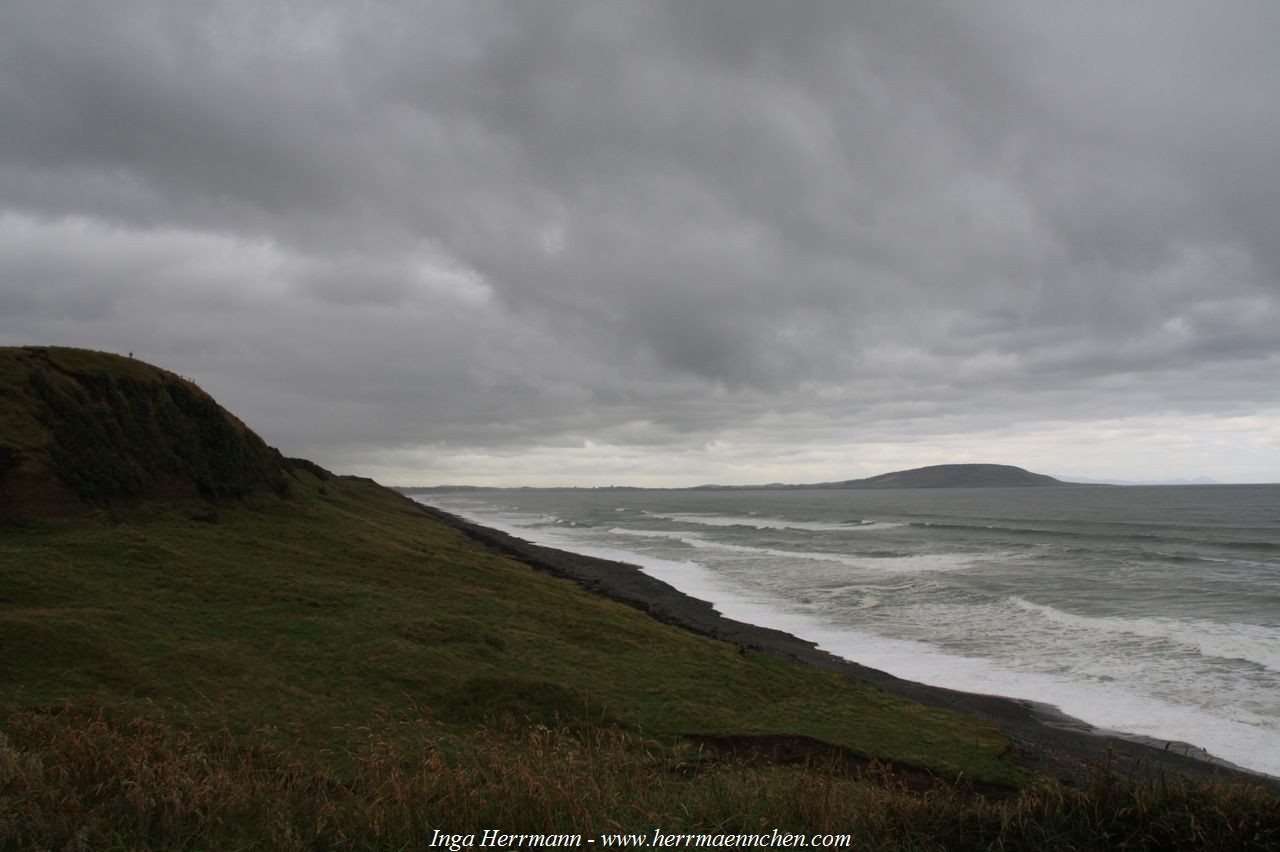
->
[1,348,1274,848]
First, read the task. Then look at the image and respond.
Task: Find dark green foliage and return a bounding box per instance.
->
[26,366,287,504]
[0,443,19,480]
[27,369,146,501]
[283,456,332,481]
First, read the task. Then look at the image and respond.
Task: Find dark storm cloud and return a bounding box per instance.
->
[1,1,1278,482]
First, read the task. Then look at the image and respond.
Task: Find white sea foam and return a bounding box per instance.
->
[804,624,1280,776]
[607,528,697,541]
[607,527,1005,573]
[477,509,568,529]
[611,540,1280,776]
[1011,597,1280,673]
[610,528,863,564]
[663,577,1280,777]
[643,511,903,532]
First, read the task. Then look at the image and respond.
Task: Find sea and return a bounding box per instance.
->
[412,485,1280,777]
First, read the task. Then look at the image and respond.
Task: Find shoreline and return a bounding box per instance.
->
[411,500,1278,790]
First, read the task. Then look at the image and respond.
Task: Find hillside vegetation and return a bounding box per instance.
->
[1,348,1275,848]
[0,346,287,518]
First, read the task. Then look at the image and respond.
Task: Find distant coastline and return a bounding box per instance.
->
[399,462,1089,493]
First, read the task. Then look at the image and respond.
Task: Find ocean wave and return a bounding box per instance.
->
[607,527,696,541]
[1010,597,1280,673]
[643,511,904,532]
[609,527,863,564]
[608,527,1009,573]
[914,521,1085,538]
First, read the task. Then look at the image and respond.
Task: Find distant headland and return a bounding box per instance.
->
[402,463,1085,493]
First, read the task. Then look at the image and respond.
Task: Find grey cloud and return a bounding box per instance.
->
[1,1,1277,481]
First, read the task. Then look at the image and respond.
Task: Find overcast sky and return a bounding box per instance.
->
[2,1,1278,486]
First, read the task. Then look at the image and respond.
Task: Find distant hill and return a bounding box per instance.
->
[687,463,1076,491]
[403,464,1078,493]
[812,463,1073,489]
[0,346,293,519]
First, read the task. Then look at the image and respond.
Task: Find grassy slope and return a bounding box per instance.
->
[0,470,1022,786]
[5,348,1279,847]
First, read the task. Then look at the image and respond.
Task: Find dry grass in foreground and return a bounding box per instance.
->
[2,704,1277,851]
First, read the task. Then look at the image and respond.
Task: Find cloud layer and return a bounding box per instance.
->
[2,1,1278,484]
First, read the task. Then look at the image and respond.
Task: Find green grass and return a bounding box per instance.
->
[0,472,1021,786]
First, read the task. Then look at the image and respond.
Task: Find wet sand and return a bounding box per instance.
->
[413,500,1277,790]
